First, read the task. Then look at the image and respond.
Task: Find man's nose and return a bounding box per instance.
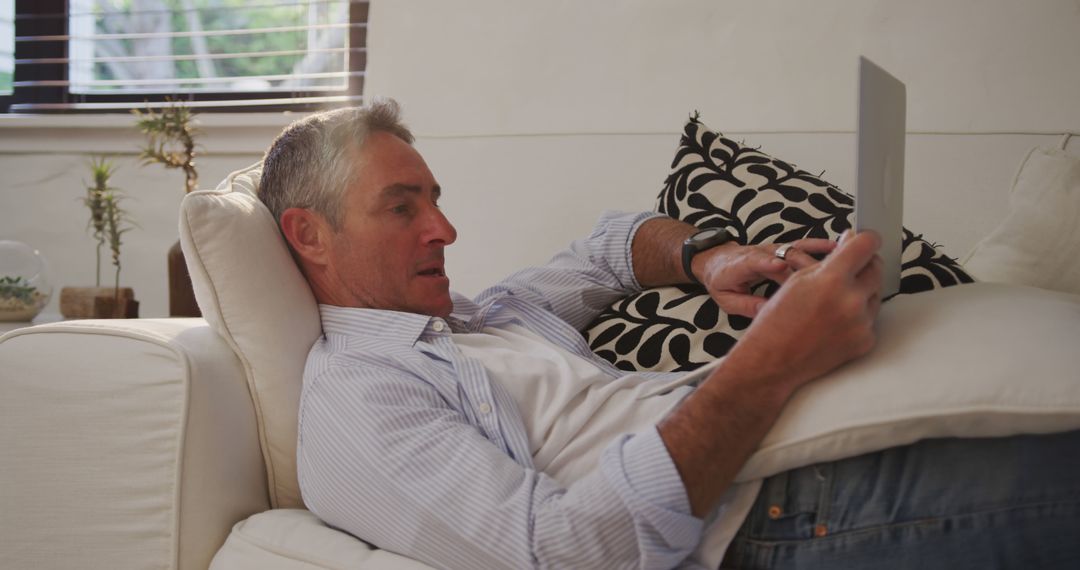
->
[424,205,457,246]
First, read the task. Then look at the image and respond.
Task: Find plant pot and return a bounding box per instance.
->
[168,239,201,317]
[59,286,139,319]
[93,295,140,319]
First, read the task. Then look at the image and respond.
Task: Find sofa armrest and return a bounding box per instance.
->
[0,319,270,570]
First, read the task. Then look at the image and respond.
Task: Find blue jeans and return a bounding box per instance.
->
[722,430,1080,569]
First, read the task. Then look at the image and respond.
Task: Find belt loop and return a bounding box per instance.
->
[812,463,835,537]
[761,470,790,522]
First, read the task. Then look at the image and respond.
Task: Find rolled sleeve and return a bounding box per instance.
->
[475,210,663,330]
[601,427,703,568]
[590,209,665,293]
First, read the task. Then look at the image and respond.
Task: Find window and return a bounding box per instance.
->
[0,0,11,95]
[2,0,366,113]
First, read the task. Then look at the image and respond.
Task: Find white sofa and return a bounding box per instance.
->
[0,318,266,570]
[3,138,1080,569]
[0,316,435,570]
[5,288,1080,570]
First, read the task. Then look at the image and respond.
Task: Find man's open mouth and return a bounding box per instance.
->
[418,267,445,277]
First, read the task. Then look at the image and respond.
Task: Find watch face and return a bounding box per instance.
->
[694,228,720,241]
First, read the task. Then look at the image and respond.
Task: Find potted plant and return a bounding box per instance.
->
[133,99,201,317]
[59,157,139,319]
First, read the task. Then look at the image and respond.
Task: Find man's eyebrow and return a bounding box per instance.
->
[378,184,442,199]
[379,184,422,198]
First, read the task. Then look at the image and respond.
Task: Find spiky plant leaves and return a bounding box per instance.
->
[132,98,200,194]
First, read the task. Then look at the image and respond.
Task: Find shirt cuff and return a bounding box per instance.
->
[594,210,665,292]
[601,426,703,558]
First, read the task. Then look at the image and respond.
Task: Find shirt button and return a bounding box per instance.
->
[479,403,492,414]
[431,320,445,332]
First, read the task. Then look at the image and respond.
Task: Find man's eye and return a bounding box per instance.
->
[391,204,410,215]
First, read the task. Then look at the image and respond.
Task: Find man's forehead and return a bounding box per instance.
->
[345,137,440,199]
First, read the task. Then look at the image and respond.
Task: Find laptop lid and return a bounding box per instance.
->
[855,56,906,298]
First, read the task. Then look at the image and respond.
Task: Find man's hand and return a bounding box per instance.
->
[726,230,885,394]
[691,238,838,317]
[658,230,883,518]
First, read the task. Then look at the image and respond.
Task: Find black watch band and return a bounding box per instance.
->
[681,227,733,286]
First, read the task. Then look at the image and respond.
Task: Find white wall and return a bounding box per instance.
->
[367,0,1080,136]
[0,115,288,318]
[368,0,1080,295]
[2,0,1078,317]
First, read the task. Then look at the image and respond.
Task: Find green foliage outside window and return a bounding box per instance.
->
[84,0,348,92]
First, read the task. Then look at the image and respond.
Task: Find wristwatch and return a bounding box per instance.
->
[681,227,733,286]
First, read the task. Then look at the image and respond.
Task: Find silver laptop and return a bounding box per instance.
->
[855,56,906,298]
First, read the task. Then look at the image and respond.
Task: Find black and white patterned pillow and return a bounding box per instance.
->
[585,115,974,373]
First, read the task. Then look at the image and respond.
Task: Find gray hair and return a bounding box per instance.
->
[257,97,415,231]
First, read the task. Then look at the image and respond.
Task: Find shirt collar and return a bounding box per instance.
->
[319,304,472,345]
[319,304,434,346]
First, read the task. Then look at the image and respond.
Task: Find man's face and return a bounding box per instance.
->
[323,131,457,317]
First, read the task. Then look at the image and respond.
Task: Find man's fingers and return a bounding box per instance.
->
[748,253,793,283]
[778,247,822,271]
[771,239,835,272]
[713,292,766,318]
[791,238,837,256]
[854,254,884,296]
[825,231,882,277]
[867,292,882,319]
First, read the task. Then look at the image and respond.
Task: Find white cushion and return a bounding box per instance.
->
[210,510,435,570]
[736,281,1080,482]
[963,146,1080,295]
[180,163,321,509]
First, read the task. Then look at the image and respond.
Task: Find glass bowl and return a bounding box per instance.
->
[0,240,53,322]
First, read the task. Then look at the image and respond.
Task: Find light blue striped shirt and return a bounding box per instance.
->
[297,210,708,569]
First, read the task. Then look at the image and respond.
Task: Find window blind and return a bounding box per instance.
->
[0,0,12,95]
[3,0,366,113]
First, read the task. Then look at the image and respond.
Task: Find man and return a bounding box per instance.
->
[258,99,1080,569]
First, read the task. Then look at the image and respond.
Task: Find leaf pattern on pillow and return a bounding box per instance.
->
[585,115,974,373]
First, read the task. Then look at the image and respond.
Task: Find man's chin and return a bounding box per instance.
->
[418,291,454,319]
[406,275,454,317]
[432,294,455,319]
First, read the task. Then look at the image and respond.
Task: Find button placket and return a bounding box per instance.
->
[434,334,506,450]
[463,357,501,442]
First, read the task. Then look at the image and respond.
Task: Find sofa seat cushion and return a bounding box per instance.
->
[210,509,435,570]
[730,281,1080,482]
[691,281,1080,567]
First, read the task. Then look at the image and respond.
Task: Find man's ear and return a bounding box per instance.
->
[279,207,333,266]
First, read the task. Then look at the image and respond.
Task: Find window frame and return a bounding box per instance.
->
[1,0,366,114]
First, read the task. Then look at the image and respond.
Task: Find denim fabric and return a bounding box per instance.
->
[723,430,1080,569]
